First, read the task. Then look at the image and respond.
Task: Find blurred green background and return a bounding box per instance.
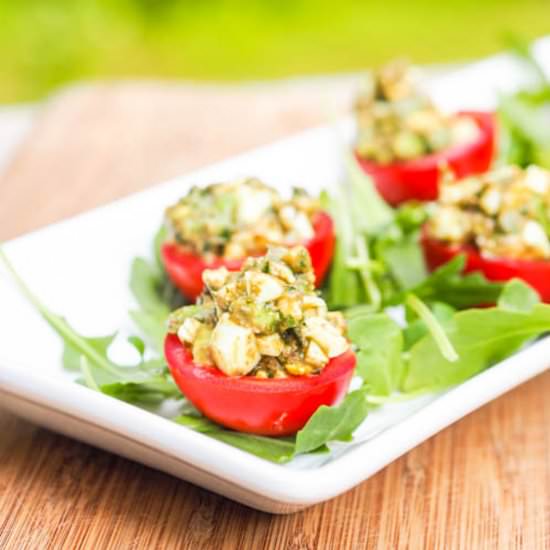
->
[2,0,549,103]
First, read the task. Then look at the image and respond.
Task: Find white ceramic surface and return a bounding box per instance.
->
[1,41,549,513]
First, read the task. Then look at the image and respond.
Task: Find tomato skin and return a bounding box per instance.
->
[355,111,496,206]
[165,334,356,436]
[162,211,335,301]
[421,231,550,303]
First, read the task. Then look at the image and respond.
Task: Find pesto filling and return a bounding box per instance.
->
[427,165,550,261]
[355,60,480,164]
[165,178,320,261]
[168,247,349,378]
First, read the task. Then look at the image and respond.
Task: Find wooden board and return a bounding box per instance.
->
[0,82,549,550]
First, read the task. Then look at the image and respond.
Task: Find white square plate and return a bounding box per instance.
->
[1,41,549,513]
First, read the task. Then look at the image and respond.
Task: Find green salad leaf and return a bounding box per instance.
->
[373,203,428,290]
[294,386,370,455]
[405,294,458,363]
[388,255,503,309]
[323,159,500,312]
[402,280,550,392]
[498,36,550,169]
[346,154,394,233]
[174,415,296,463]
[323,189,368,308]
[0,248,179,405]
[497,278,540,313]
[129,226,186,351]
[63,333,116,371]
[402,301,455,350]
[347,313,404,395]
[323,158,426,311]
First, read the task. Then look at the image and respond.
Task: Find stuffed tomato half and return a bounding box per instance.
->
[161,178,335,300]
[422,165,550,302]
[354,61,495,205]
[164,246,356,436]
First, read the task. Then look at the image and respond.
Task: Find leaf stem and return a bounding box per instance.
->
[0,246,123,377]
[351,236,382,311]
[80,356,101,391]
[406,293,459,362]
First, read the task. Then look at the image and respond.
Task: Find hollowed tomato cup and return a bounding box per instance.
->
[421,229,550,303]
[162,211,335,301]
[355,111,496,206]
[165,333,356,436]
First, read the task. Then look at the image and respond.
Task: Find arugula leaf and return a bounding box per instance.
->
[294,387,370,454]
[77,355,177,404]
[0,248,179,403]
[100,378,179,405]
[498,37,550,168]
[504,33,550,89]
[378,237,426,290]
[497,278,540,312]
[127,335,146,357]
[402,282,550,392]
[373,203,428,290]
[347,313,404,395]
[63,333,116,371]
[153,224,168,271]
[129,257,170,351]
[403,302,456,350]
[388,255,503,309]
[324,155,395,310]
[68,337,179,403]
[174,415,296,463]
[324,189,367,308]
[130,257,170,316]
[346,154,394,233]
[129,309,167,353]
[499,95,550,168]
[129,228,187,351]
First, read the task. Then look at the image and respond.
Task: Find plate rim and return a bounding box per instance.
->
[1,333,548,507]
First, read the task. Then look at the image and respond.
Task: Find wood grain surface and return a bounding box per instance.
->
[0,81,549,550]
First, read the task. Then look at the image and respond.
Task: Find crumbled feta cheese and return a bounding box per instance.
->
[499,210,524,233]
[224,242,246,260]
[235,185,274,225]
[303,316,349,358]
[522,220,550,254]
[439,178,482,205]
[256,333,284,357]
[177,317,202,344]
[304,340,328,368]
[244,271,284,302]
[202,266,230,290]
[277,293,303,321]
[210,314,260,376]
[524,165,550,194]
[326,311,347,335]
[302,295,328,317]
[428,206,470,242]
[268,260,296,283]
[450,116,480,145]
[479,188,502,216]
[286,211,314,242]
[279,205,298,229]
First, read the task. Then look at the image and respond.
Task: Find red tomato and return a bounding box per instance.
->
[162,211,335,300]
[165,333,356,436]
[421,231,550,303]
[355,111,496,206]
